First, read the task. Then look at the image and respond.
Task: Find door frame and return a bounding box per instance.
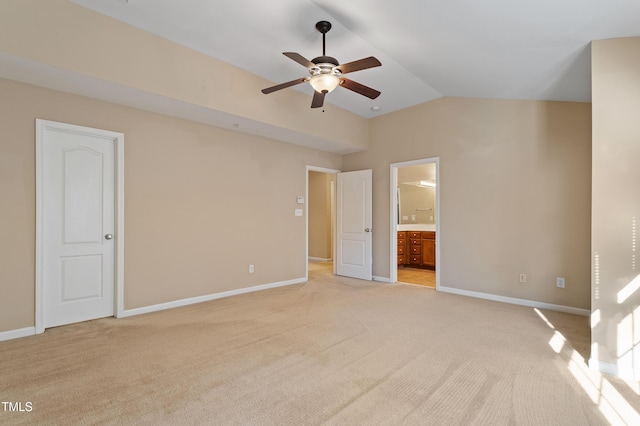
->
[390,157,440,286]
[35,119,125,334]
[305,165,340,281]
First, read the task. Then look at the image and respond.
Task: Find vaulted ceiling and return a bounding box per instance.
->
[72,0,640,118]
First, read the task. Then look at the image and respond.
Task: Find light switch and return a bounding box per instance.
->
[297,196,305,204]
[295,209,303,217]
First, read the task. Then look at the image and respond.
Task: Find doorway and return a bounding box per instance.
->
[390,158,440,288]
[306,166,374,282]
[306,166,339,280]
[35,119,125,333]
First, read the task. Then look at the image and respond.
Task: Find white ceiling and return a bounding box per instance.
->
[70,0,640,118]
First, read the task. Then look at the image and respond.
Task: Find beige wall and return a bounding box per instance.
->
[308,171,334,260]
[397,163,436,183]
[0,78,342,332]
[344,97,592,309]
[591,37,640,378]
[0,0,369,153]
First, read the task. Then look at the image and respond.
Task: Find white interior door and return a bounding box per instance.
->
[336,169,372,280]
[38,120,118,329]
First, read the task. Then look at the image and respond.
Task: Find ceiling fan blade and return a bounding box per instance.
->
[340,78,381,99]
[261,77,308,94]
[336,56,381,74]
[283,52,315,68]
[311,90,325,108]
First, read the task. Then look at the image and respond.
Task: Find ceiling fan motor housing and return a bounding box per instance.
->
[310,56,341,77]
[312,56,339,66]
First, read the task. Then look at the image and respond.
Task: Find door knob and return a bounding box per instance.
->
[105,234,113,240]
[365,228,371,233]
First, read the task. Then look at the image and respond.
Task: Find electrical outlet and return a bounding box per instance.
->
[519,273,526,283]
[556,277,565,288]
[249,264,254,274]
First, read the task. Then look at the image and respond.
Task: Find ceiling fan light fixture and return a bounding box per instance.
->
[309,74,340,94]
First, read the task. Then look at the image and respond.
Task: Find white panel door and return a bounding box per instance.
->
[40,122,116,328]
[336,170,372,280]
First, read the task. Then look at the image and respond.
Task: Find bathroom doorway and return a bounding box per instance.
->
[390,158,439,288]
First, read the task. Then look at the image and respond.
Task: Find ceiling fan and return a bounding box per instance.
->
[261,21,382,109]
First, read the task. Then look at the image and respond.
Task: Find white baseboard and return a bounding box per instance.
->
[0,326,35,342]
[438,285,590,316]
[589,358,619,376]
[308,257,332,262]
[373,275,392,283]
[119,277,306,318]
[589,358,640,381]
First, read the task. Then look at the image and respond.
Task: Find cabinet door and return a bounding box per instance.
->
[422,238,436,267]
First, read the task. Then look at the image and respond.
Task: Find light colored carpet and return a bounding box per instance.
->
[1,263,639,425]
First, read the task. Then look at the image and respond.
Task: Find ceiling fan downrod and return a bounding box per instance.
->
[316,20,332,56]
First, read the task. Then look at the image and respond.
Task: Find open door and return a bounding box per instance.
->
[336,169,372,280]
